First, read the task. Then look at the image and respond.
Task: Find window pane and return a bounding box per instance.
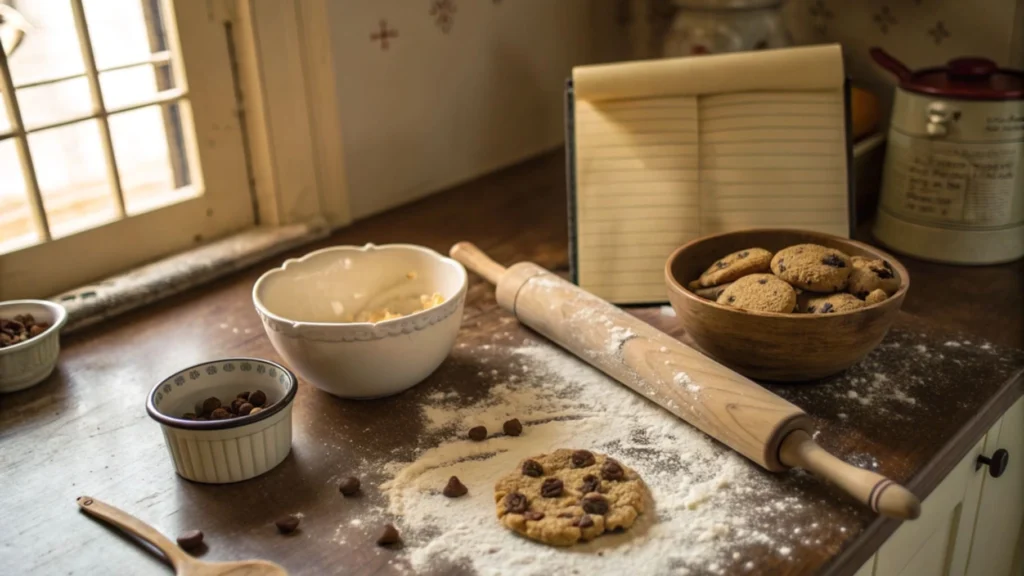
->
[17,77,93,132]
[83,0,158,70]
[100,63,175,111]
[0,140,38,255]
[110,104,195,216]
[5,1,85,86]
[30,121,119,239]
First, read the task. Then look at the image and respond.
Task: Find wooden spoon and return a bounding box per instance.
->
[76,496,288,575]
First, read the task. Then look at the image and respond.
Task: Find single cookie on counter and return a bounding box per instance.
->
[696,248,772,287]
[804,293,867,314]
[716,274,797,314]
[494,449,649,547]
[848,256,900,297]
[770,244,851,293]
[864,288,889,305]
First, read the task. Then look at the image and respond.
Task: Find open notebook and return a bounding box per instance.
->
[566,44,853,304]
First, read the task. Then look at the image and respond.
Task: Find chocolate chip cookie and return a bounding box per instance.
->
[864,288,889,305]
[770,244,851,293]
[696,248,772,287]
[804,293,867,314]
[847,256,900,298]
[716,274,797,314]
[494,449,648,547]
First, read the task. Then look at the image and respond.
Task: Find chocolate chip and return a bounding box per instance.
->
[376,523,401,546]
[821,302,834,313]
[541,478,564,498]
[504,492,528,514]
[502,418,523,437]
[210,408,231,420]
[807,305,816,313]
[579,474,600,494]
[468,426,487,441]
[237,391,251,401]
[176,529,204,550]
[275,515,300,534]
[738,251,749,258]
[249,390,267,408]
[581,494,609,515]
[201,397,221,415]
[857,291,869,299]
[339,476,361,496]
[557,512,576,518]
[574,514,595,528]
[601,459,625,481]
[238,402,254,416]
[875,265,894,279]
[521,459,544,477]
[443,476,468,498]
[571,450,595,468]
[777,258,786,272]
[230,398,247,414]
[757,278,768,284]
[715,261,728,269]
[821,254,846,268]
[727,296,736,303]
[523,511,545,521]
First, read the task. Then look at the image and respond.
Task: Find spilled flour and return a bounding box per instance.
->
[379,344,813,575]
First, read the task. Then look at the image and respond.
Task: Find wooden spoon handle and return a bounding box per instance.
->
[449,242,507,285]
[779,431,921,520]
[76,496,191,569]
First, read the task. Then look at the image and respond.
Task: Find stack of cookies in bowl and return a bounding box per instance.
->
[687,243,901,315]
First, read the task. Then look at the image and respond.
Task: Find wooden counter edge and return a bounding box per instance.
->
[821,368,1024,576]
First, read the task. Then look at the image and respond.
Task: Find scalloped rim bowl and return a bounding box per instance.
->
[252,243,467,398]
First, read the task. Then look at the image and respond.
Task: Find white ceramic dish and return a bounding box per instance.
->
[252,243,467,399]
[0,300,68,393]
[146,358,297,484]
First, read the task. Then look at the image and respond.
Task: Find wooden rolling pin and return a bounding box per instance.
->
[450,242,921,520]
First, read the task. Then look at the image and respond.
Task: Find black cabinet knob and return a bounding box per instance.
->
[976,449,1009,478]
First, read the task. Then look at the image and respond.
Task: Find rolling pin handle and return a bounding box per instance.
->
[780,430,921,520]
[449,242,507,286]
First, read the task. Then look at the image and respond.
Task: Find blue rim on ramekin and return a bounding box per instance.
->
[146,357,298,431]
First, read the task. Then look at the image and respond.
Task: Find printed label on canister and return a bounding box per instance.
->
[880,131,1023,229]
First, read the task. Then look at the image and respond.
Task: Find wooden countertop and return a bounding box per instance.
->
[2,152,1022,575]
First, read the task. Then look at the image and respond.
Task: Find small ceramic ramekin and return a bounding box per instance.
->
[252,243,467,399]
[146,358,298,484]
[0,299,68,393]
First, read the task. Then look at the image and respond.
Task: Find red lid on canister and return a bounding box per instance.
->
[870,47,1024,100]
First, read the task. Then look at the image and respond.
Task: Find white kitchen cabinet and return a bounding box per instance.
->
[861,396,1024,576]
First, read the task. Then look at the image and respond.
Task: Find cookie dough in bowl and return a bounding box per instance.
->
[494,449,650,546]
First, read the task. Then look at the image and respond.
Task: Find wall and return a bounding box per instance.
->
[325,0,629,221]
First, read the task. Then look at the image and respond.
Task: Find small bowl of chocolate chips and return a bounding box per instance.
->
[0,299,68,393]
[146,357,298,484]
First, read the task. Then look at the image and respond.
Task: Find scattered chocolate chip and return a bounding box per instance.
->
[521,459,544,477]
[210,408,231,420]
[738,251,749,258]
[601,459,625,481]
[821,254,846,268]
[275,515,300,534]
[249,390,267,408]
[574,514,595,528]
[581,494,609,515]
[28,325,45,337]
[176,529,204,550]
[230,398,247,414]
[541,478,564,498]
[468,426,487,441]
[579,474,600,494]
[523,511,545,521]
[238,402,254,416]
[339,476,361,496]
[376,523,401,546]
[201,397,221,415]
[875,266,894,279]
[821,302,834,313]
[443,476,468,498]
[571,450,595,468]
[504,492,528,514]
[503,418,523,437]
[237,391,251,401]
[714,261,728,269]
[757,278,768,284]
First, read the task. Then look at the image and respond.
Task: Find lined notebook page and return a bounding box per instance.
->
[574,97,699,304]
[698,90,849,237]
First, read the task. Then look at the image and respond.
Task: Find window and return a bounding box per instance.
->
[0,0,253,300]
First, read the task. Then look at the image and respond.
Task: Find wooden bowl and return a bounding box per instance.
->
[664,229,909,382]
